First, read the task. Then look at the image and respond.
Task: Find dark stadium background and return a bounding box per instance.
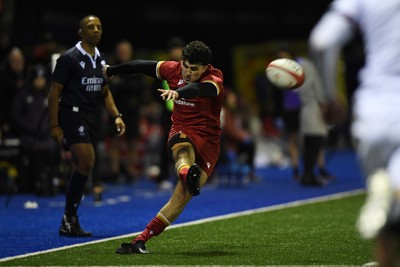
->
[2,0,333,86]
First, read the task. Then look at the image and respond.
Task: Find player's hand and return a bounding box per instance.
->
[50,126,64,144]
[115,117,126,136]
[102,64,113,81]
[158,89,179,101]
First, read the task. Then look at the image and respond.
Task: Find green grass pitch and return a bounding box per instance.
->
[2,192,375,266]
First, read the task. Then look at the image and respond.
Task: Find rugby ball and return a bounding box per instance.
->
[266,58,305,89]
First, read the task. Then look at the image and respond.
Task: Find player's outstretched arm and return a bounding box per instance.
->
[157,82,218,101]
[105,59,158,78]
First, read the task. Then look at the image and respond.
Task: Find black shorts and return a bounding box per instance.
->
[283,109,300,133]
[59,106,100,150]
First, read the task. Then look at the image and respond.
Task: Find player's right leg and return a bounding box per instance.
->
[169,133,201,196]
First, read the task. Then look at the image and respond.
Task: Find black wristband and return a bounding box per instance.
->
[114,114,122,120]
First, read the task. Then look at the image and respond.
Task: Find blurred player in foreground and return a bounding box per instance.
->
[309,0,400,265]
[103,40,225,254]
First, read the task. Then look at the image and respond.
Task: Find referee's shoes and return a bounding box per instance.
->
[59,214,92,237]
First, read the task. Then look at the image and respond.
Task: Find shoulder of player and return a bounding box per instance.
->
[99,51,108,60]
[57,46,81,63]
[208,65,223,74]
[158,60,180,77]
[204,65,223,81]
[159,60,179,68]
[61,46,79,57]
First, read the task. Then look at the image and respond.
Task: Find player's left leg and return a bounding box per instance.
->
[116,138,208,254]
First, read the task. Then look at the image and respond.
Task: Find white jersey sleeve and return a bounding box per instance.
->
[308,4,356,101]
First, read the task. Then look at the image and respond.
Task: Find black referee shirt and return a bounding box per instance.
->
[52,42,108,113]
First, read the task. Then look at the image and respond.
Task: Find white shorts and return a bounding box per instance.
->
[352,88,400,188]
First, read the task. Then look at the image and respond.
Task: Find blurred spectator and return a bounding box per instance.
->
[106,39,150,183]
[0,47,29,139]
[254,63,281,139]
[297,57,333,186]
[11,64,61,195]
[274,45,302,180]
[273,44,333,185]
[0,47,29,196]
[166,37,185,62]
[32,32,64,67]
[219,88,258,185]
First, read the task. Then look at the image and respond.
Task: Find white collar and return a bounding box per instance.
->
[76,41,100,59]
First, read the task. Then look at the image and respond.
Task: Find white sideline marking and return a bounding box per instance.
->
[0,189,366,263]
[89,266,363,267]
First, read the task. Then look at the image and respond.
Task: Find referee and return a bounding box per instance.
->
[48,15,125,237]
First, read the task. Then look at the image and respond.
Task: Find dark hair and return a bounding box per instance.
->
[79,15,100,29]
[182,40,211,66]
[277,43,295,58]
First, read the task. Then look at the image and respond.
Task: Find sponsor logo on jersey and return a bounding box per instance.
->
[174,99,194,107]
[81,76,103,92]
[80,61,85,69]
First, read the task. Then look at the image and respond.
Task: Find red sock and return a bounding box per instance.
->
[179,167,189,183]
[133,217,167,243]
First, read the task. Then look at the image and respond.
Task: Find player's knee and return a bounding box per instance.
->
[77,160,95,176]
[174,147,196,167]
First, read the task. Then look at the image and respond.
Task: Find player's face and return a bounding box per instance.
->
[181,60,208,83]
[82,16,102,46]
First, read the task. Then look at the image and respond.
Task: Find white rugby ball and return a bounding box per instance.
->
[266,58,305,89]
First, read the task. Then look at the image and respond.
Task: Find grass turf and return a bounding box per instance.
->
[3,193,374,266]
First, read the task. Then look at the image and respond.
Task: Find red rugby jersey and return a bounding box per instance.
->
[157,61,225,141]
